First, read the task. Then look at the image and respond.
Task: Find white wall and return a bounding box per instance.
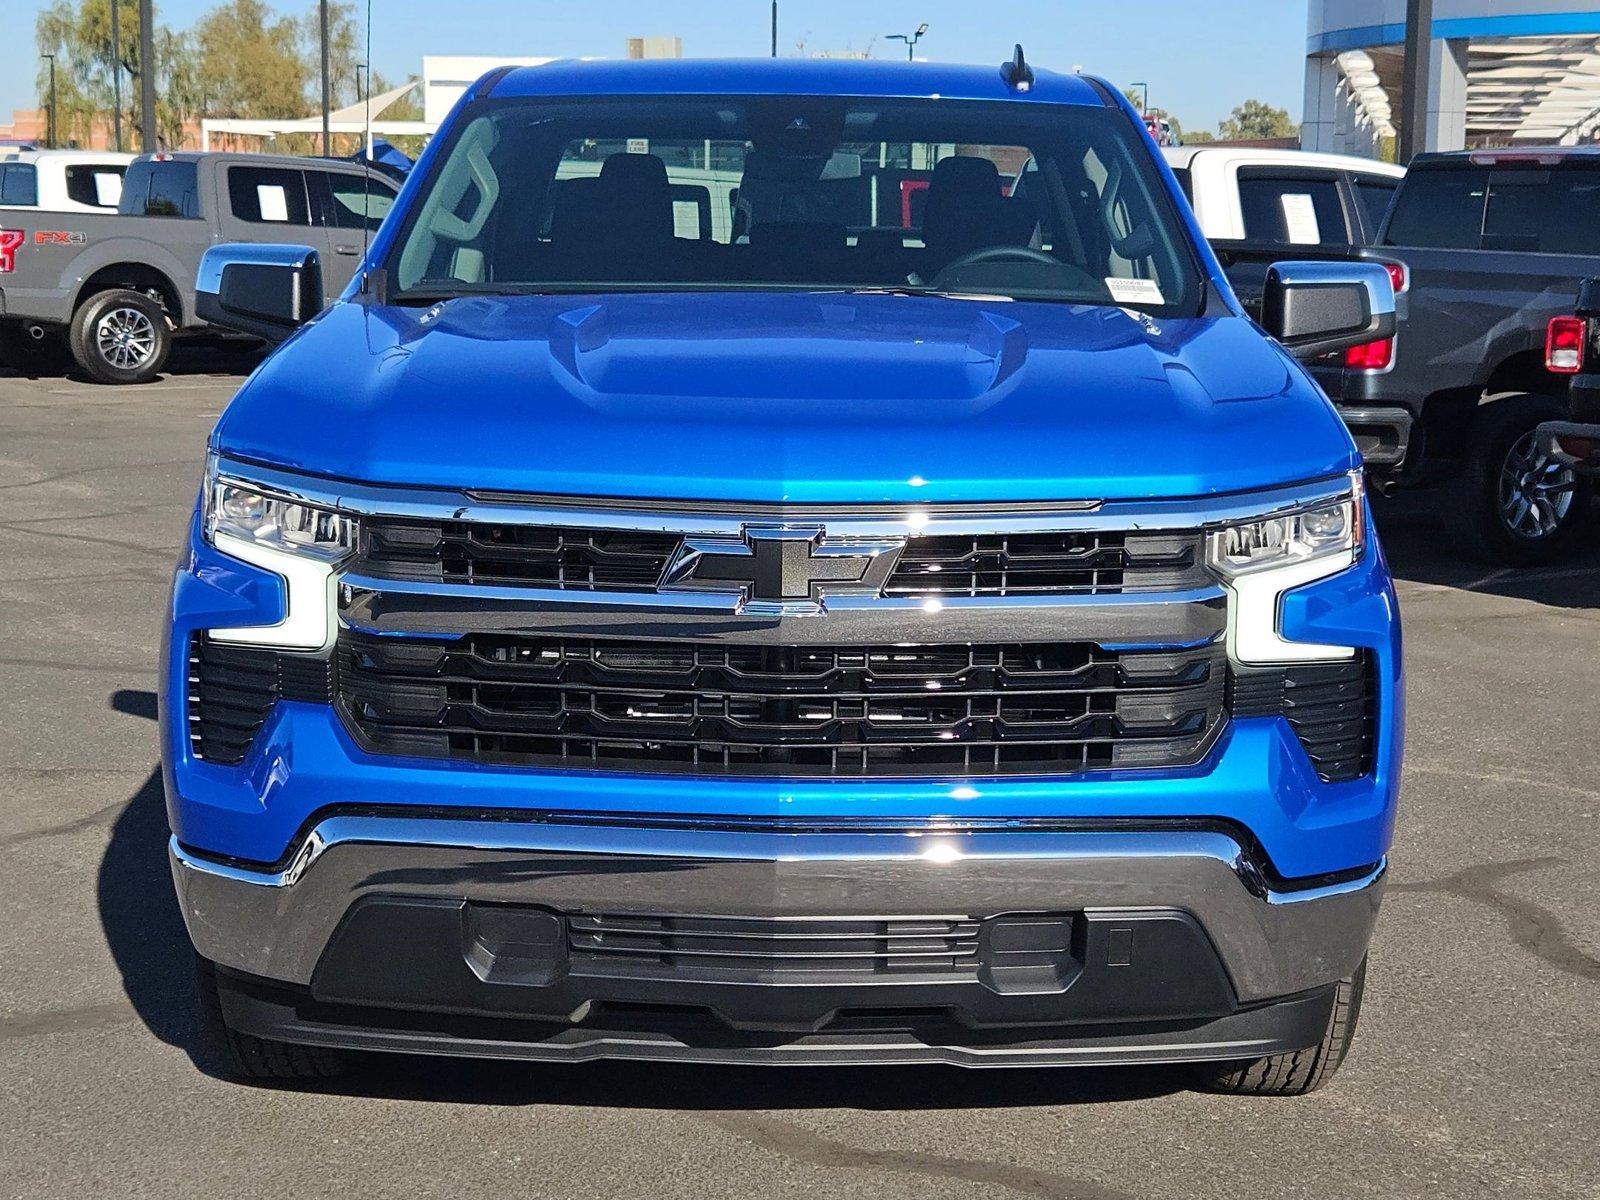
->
[422,56,556,127]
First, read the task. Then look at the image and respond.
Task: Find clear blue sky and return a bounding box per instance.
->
[14,0,1310,133]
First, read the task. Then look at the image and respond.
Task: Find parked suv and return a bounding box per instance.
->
[0,151,397,382]
[165,56,1402,1093]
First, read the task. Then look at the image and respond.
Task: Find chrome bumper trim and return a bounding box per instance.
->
[171,819,1384,1004]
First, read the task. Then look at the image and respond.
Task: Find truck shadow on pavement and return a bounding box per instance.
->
[1372,494,1600,608]
[98,757,1188,1108]
[0,341,265,386]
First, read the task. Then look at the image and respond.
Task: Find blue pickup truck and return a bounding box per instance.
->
[162,53,1402,1094]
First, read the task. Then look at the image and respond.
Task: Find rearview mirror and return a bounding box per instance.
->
[195,243,324,343]
[1260,261,1396,361]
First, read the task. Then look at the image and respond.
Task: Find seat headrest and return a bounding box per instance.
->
[594,152,675,242]
[929,155,1002,195]
[922,155,1006,257]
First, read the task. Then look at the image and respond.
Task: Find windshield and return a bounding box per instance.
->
[387,95,1202,315]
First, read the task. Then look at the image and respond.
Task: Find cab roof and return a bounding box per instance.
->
[486,57,1109,107]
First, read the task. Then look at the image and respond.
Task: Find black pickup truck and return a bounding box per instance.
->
[1218,146,1600,565]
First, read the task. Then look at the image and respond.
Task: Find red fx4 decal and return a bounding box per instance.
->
[34,229,87,246]
[0,229,22,273]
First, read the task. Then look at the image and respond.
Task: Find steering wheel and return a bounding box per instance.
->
[936,245,1060,274]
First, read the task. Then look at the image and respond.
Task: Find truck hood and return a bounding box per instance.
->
[214,291,1358,504]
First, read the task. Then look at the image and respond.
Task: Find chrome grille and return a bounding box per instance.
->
[353,518,1206,596]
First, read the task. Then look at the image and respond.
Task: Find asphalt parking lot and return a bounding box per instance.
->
[3,352,1598,1200]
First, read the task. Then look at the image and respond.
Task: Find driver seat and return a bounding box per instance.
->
[920,156,1007,273]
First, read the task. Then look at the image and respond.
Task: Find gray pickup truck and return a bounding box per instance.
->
[0,151,398,383]
[1218,146,1600,565]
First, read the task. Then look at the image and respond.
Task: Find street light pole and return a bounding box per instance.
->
[138,0,156,151]
[1399,0,1434,163]
[111,0,123,151]
[770,2,777,57]
[885,23,928,62]
[41,55,57,149]
[319,0,331,157]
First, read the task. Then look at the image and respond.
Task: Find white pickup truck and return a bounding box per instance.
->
[0,149,135,214]
[1163,146,1404,247]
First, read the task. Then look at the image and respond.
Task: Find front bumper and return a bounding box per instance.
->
[173,817,1383,1066]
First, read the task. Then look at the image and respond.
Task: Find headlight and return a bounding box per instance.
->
[1207,480,1363,578]
[203,456,357,561]
[200,453,352,651]
[1209,473,1364,665]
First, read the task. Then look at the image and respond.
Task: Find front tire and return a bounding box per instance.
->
[1193,959,1365,1096]
[1445,393,1592,566]
[194,956,351,1082]
[68,288,171,384]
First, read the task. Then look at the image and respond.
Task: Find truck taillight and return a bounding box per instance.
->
[1546,316,1586,374]
[1343,338,1393,370]
[1380,261,1407,295]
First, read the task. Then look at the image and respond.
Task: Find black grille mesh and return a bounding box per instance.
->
[336,630,1225,777]
[567,913,985,980]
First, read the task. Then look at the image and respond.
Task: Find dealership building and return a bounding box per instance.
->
[1305,1,1600,153]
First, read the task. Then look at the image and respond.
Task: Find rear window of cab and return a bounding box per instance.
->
[1385,162,1600,254]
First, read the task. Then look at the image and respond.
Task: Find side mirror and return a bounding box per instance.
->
[195,243,324,343]
[1260,261,1396,361]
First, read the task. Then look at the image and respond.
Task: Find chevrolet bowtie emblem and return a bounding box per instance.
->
[662,525,905,609]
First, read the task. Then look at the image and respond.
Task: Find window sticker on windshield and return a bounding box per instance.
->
[1280,193,1321,244]
[1106,277,1165,305]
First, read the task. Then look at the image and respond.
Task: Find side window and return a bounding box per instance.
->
[227,167,311,225]
[0,164,39,206]
[124,161,199,217]
[64,165,126,208]
[1237,171,1348,245]
[1351,177,1398,239]
[314,170,397,231]
[1170,166,1194,203]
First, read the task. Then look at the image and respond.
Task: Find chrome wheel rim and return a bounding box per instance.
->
[96,306,157,370]
[1498,430,1576,540]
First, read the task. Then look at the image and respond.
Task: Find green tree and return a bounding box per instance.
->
[193,0,308,120]
[1217,99,1298,141]
[34,0,186,147]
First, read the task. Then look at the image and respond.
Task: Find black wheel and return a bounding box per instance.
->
[1445,393,1592,566]
[68,288,171,384]
[0,319,70,376]
[194,956,350,1082]
[1193,959,1366,1097]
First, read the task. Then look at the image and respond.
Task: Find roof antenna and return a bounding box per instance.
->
[1000,44,1034,92]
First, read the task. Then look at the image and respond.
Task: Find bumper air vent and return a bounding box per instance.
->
[1228,655,1377,783]
[187,635,333,766]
